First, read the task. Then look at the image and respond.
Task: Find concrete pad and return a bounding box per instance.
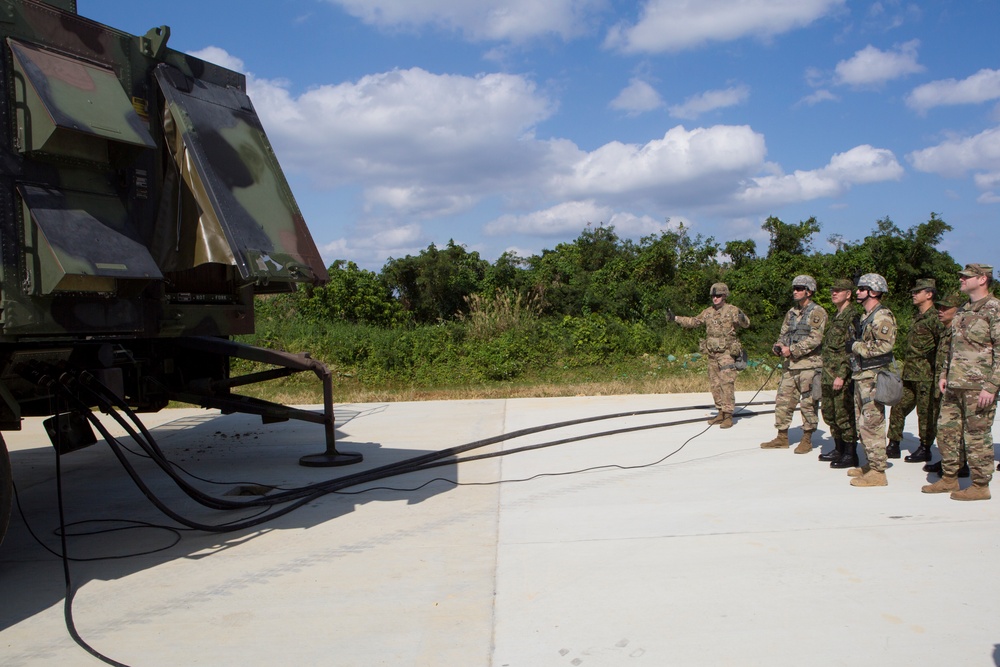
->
[1,392,999,666]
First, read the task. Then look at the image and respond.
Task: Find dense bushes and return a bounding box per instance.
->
[238,213,966,391]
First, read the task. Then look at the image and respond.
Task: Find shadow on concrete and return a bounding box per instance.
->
[0,405,458,632]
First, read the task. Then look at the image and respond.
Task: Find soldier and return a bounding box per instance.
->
[922,264,1000,501]
[923,292,970,478]
[886,279,944,462]
[761,275,827,452]
[818,278,861,468]
[847,273,897,487]
[668,283,750,429]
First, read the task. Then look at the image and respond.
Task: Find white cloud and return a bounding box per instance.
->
[736,145,903,208]
[187,46,246,73]
[325,0,605,41]
[834,40,924,87]
[610,79,664,115]
[669,85,750,120]
[247,66,557,206]
[484,201,669,238]
[548,125,768,205]
[906,68,1000,113]
[908,126,1000,178]
[605,0,845,54]
[797,89,839,106]
[321,223,425,267]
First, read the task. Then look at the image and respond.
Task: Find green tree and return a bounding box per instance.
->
[382,240,489,323]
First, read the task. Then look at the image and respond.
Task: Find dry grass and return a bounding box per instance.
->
[232,366,781,405]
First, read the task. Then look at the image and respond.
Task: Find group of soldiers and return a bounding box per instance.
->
[667,264,1000,501]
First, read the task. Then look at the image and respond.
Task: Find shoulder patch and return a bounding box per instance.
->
[881,325,889,334]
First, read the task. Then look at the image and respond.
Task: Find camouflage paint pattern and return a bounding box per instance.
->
[851,304,897,472]
[936,294,1000,485]
[772,301,826,430]
[774,368,821,431]
[821,303,859,442]
[887,307,943,444]
[675,302,749,412]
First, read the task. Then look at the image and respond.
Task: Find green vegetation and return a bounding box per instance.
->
[236,214,963,403]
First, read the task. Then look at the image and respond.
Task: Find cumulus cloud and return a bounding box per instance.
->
[610,79,664,115]
[324,0,605,41]
[736,145,903,208]
[834,40,924,87]
[908,126,1000,178]
[484,201,669,237]
[187,46,246,73]
[548,125,767,205]
[321,223,425,266]
[668,85,750,120]
[605,0,845,54]
[906,68,1000,113]
[247,65,557,215]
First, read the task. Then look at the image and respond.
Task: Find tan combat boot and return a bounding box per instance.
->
[850,469,887,487]
[794,430,814,454]
[719,412,733,429]
[760,430,789,449]
[847,465,870,478]
[921,476,959,494]
[707,412,725,425]
[950,484,991,501]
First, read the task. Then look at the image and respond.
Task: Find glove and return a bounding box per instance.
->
[666,308,675,322]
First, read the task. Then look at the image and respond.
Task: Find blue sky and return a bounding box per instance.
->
[86,1,1000,272]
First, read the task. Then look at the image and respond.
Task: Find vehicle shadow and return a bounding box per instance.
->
[0,405,463,633]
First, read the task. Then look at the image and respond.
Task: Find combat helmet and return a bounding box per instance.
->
[857,273,888,294]
[709,283,729,297]
[792,274,817,292]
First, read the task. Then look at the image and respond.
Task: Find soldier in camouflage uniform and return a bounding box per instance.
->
[847,273,897,487]
[923,292,970,477]
[668,283,750,429]
[761,275,827,453]
[922,264,1000,501]
[818,279,860,468]
[886,279,944,463]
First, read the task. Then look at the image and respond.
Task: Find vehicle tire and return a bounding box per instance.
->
[0,435,11,547]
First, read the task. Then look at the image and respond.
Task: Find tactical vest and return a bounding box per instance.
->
[787,301,822,348]
[853,304,894,371]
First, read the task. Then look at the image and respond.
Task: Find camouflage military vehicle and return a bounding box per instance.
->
[0,0,358,546]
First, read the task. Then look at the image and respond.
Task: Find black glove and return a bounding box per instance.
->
[666,308,675,322]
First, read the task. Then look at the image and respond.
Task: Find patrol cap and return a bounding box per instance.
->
[935,292,966,309]
[831,278,854,291]
[710,282,729,297]
[958,263,993,278]
[910,278,936,293]
[792,274,817,292]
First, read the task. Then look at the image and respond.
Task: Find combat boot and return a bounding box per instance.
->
[818,438,841,462]
[950,484,991,501]
[794,429,814,454]
[905,442,932,463]
[847,464,870,477]
[923,460,941,474]
[886,440,901,459]
[760,430,789,449]
[850,469,887,487]
[831,441,859,469]
[707,412,725,425]
[719,412,733,429]
[921,476,959,494]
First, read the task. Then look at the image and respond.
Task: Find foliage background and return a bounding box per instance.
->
[238,214,966,400]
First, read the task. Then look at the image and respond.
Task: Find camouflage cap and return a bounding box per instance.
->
[831,278,854,291]
[935,292,967,309]
[910,278,936,293]
[958,263,993,278]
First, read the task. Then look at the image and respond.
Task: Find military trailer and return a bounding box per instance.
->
[0,0,359,546]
